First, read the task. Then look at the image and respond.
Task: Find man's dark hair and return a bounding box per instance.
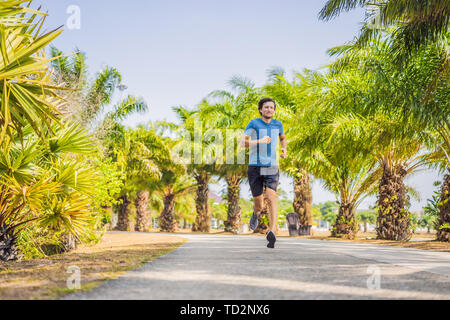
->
[258,98,277,115]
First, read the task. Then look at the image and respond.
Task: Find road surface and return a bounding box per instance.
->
[63,233,450,300]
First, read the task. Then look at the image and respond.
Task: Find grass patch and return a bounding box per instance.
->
[0,232,186,300]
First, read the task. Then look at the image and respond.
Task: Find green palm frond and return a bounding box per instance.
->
[85,66,122,119]
[0,138,44,184]
[172,105,198,124]
[266,66,286,80]
[49,46,88,89]
[6,172,61,215]
[49,46,72,83]
[319,0,368,21]
[54,158,97,196]
[227,75,256,94]
[107,95,148,122]
[47,122,96,157]
[39,192,95,238]
[0,3,74,143]
[320,0,449,58]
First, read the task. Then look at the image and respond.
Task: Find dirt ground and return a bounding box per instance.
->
[0,233,186,300]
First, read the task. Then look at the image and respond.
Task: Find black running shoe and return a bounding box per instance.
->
[249,212,259,231]
[266,230,276,249]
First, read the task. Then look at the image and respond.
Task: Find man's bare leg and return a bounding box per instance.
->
[265,188,278,235]
[253,195,264,218]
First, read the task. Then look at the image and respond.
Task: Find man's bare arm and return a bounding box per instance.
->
[240,135,271,149]
[280,134,288,158]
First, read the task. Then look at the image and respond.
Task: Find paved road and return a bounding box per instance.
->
[63,234,450,300]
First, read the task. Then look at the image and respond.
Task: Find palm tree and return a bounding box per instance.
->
[0,1,104,260]
[0,122,98,260]
[289,67,388,239]
[171,105,216,233]
[200,76,261,234]
[327,35,448,240]
[151,166,196,233]
[158,176,197,232]
[319,0,449,58]
[49,45,149,233]
[49,46,122,129]
[296,139,381,239]
[137,122,197,233]
[374,136,427,241]
[0,1,66,144]
[437,174,450,241]
[130,125,171,232]
[106,123,166,232]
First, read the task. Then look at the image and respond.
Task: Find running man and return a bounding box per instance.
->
[241,98,288,248]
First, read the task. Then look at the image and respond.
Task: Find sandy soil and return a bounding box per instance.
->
[0,233,186,300]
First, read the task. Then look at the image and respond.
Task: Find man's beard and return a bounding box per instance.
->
[262,114,273,120]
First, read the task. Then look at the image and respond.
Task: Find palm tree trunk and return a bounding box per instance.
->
[293,169,313,226]
[160,193,176,232]
[376,162,411,241]
[115,195,130,231]
[192,172,210,233]
[0,190,22,261]
[59,232,77,252]
[224,175,242,234]
[135,190,151,232]
[437,173,450,242]
[332,201,358,239]
[0,225,20,262]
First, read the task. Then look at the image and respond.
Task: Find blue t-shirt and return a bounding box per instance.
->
[244,118,284,167]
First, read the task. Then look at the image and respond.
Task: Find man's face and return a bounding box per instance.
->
[260,102,275,119]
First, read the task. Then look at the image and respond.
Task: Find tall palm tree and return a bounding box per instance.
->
[156,175,197,232]
[171,105,216,233]
[105,123,165,232]
[49,46,149,233]
[289,67,386,239]
[130,125,171,232]
[327,34,449,240]
[292,108,383,239]
[49,46,122,129]
[137,122,197,233]
[200,76,261,234]
[328,112,428,241]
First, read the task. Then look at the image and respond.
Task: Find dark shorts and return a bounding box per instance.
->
[248,166,280,198]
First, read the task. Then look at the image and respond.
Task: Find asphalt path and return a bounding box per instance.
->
[63,233,450,300]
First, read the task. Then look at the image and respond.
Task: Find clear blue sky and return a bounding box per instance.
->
[41,0,444,210]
